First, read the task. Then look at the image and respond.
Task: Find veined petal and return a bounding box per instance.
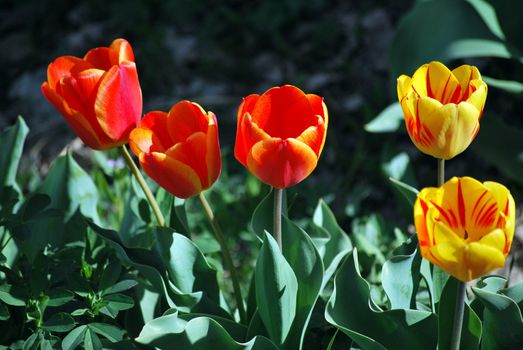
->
[484,181,516,244]
[140,152,202,199]
[246,138,318,188]
[397,75,412,101]
[410,63,429,97]
[452,65,481,98]
[426,61,461,103]
[466,83,487,117]
[94,62,142,143]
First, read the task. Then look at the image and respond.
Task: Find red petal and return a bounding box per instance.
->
[166,101,209,144]
[246,138,318,188]
[94,62,142,143]
[47,56,90,89]
[139,111,171,151]
[110,38,135,63]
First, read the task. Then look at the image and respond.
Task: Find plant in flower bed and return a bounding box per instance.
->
[0,36,522,350]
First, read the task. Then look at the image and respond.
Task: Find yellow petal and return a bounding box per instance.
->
[397,75,412,101]
[464,242,506,281]
[477,229,505,252]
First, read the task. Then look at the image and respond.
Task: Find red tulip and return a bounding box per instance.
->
[129,101,221,199]
[234,85,328,189]
[41,38,142,150]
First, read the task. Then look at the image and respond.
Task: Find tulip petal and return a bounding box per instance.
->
[452,65,481,99]
[140,152,202,199]
[426,61,461,104]
[234,112,271,166]
[110,38,135,63]
[47,56,91,89]
[84,47,120,71]
[484,181,516,246]
[75,68,105,103]
[250,85,317,139]
[466,83,487,117]
[465,242,506,281]
[206,113,222,187]
[139,111,171,151]
[397,75,412,101]
[94,62,142,143]
[165,131,209,188]
[246,138,318,188]
[42,83,110,150]
[166,101,208,144]
[129,128,154,157]
[296,115,326,156]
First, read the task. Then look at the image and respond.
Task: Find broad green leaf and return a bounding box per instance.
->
[311,200,352,286]
[381,249,420,309]
[0,284,26,306]
[157,188,190,234]
[471,116,523,186]
[136,313,278,350]
[177,311,247,342]
[281,217,323,350]
[100,279,138,296]
[364,102,403,133]
[98,261,122,293]
[0,116,28,200]
[483,76,523,94]
[251,189,274,239]
[89,222,177,308]
[472,287,523,350]
[88,323,125,342]
[22,332,39,350]
[437,278,481,350]
[502,280,523,306]
[153,227,227,317]
[325,249,437,350]
[388,178,419,206]
[100,293,134,318]
[118,181,155,249]
[256,232,298,345]
[62,326,88,350]
[83,329,102,350]
[39,152,100,223]
[47,288,74,307]
[390,0,510,80]
[43,312,75,333]
[488,0,523,53]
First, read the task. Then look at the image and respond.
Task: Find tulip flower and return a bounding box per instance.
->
[397,61,487,160]
[234,85,328,189]
[129,101,221,199]
[42,38,142,150]
[414,177,515,282]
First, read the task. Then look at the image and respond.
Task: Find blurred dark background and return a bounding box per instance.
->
[1,0,522,248]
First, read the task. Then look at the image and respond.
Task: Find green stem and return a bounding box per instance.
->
[198,192,247,324]
[119,145,165,227]
[437,158,445,186]
[450,281,467,350]
[273,188,283,250]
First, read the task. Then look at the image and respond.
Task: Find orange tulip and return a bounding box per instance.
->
[234,85,328,189]
[414,177,515,282]
[129,101,221,199]
[397,61,487,160]
[42,38,142,150]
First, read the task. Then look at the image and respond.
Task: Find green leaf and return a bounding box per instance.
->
[0,116,28,201]
[381,249,420,309]
[83,329,102,350]
[256,232,298,345]
[0,284,26,306]
[88,323,125,342]
[100,279,137,296]
[488,0,523,53]
[472,286,523,350]
[390,0,513,81]
[22,332,40,350]
[47,288,74,307]
[100,293,134,318]
[364,102,403,133]
[388,178,419,206]
[471,116,523,186]
[483,76,523,94]
[136,313,278,350]
[281,217,323,350]
[0,302,10,320]
[311,200,352,286]
[43,312,75,333]
[501,279,523,306]
[39,152,100,223]
[98,262,122,293]
[325,249,437,350]
[62,326,88,350]
[251,189,274,239]
[437,278,481,350]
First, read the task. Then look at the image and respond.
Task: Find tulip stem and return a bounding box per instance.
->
[273,188,283,250]
[450,281,467,350]
[437,158,445,186]
[198,192,247,324]
[120,145,166,227]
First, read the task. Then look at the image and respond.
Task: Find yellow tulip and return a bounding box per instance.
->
[397,61,487,160]
[414,177,515,282]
